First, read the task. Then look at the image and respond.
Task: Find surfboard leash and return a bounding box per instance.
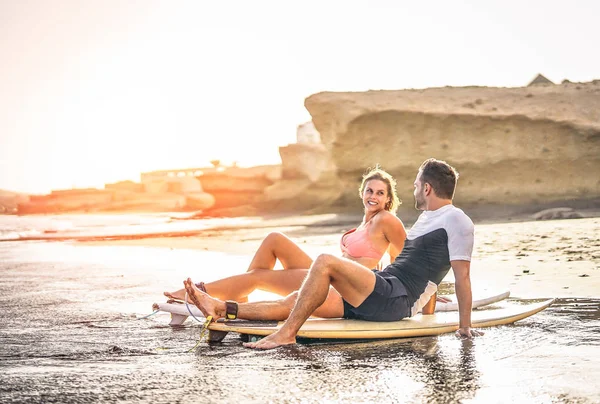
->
[136,309,159,320]
[184,291,214,352]
[188,315,213,353]
[184,291,207,324]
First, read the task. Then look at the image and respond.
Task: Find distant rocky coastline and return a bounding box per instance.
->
[0,190,28,214]
[7,78,600,219]
[11,165,281,216]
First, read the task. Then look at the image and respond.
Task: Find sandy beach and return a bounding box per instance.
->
[81,213,600,300]
[2,212,599,403]
[3,2,600,402]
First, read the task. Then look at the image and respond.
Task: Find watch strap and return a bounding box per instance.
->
[225,300,238,320]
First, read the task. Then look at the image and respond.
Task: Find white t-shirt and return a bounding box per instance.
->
[384,204,474,307]
[406,204,474,261]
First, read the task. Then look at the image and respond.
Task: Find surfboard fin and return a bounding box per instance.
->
[208,330,229,342]
[169,314,188,326]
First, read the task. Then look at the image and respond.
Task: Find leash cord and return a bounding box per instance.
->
[184,291,213,351]
[188,315,213,353]
[136,310,159,320]
[184,291,208,324]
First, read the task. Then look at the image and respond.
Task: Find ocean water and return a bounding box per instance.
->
[0,212,260,242]
[1,216,599,403]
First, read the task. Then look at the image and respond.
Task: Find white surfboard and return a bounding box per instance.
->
[152,301,204,326]
[435,290,510,312]
[207,299,555,340]
[153,289,511,326]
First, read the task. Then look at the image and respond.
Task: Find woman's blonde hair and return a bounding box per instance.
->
[358,166,401,214]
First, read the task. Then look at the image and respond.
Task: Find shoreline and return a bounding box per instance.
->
[5,201,600,243]
[78,215,600,300]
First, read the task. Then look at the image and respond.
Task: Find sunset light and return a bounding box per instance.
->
[1,2,599,402]
[2,1,599,194]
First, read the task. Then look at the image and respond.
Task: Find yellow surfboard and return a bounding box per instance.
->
[207,299,554,340]
[153,289,511,326]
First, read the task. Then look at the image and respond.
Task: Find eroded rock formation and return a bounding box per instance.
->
[303,80,600,212]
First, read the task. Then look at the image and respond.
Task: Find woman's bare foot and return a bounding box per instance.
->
[183,278,226,319]
[166,282,205,301]
[243,329,296,350]
[164,289,185,301]
[165,284,249,303]
[436,295,452,304]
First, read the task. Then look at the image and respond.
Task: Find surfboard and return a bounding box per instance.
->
[152,289,511,326]
[152,301,203,326]
[207,299,555,340]
[436,289,510,312]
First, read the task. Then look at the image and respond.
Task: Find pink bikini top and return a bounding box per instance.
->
[340,223,386,260]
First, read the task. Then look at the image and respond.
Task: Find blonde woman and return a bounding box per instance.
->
[164,167,407,303]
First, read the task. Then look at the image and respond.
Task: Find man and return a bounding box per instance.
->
[183,158,482,350]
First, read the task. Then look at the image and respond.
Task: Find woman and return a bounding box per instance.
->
[164,166,407,303]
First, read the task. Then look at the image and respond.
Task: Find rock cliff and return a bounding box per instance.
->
[0,190,29,214]
[303,80,600,213]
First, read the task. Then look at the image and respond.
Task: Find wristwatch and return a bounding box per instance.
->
[225,300,238,320]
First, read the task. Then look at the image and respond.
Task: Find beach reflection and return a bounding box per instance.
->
[285,337,481,403]
[181,301,599,403]
[1,239,599,403]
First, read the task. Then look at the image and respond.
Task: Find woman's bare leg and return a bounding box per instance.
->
[246,232,313,272]
[204,268,309,301]
[164,232,312,300]
[165,269,310,302]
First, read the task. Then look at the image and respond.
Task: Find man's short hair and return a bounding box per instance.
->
[419,158,459,199]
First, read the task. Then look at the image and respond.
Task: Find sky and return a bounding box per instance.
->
[1,0,599,194]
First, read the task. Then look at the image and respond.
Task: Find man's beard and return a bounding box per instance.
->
[414,190,426,210]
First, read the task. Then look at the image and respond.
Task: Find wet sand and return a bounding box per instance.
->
[1,237,599,403]
[1,212,599,403]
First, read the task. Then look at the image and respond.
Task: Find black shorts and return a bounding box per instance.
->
[342,270,410,322]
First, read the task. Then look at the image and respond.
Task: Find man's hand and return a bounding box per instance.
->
[456,327,485,338]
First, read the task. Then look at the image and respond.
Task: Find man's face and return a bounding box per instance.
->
[413,171,426,210]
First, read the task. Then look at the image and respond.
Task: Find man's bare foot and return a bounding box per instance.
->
[183,278,226,319]
[243,330,296,350]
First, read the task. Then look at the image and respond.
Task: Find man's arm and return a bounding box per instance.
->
[451,260,483,338]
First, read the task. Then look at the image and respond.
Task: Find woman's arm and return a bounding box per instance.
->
[421,294,437,315]
[381,212,407,261]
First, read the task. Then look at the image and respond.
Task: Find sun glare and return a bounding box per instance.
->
[1,2,599,194]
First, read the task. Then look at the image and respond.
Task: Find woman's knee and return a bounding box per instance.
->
[266,231,286,241]
[261,231,287,247]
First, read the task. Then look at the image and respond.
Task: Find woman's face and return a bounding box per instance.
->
[362,179,390,212]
